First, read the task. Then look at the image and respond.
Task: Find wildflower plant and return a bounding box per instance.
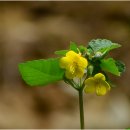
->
[19,39,125,129]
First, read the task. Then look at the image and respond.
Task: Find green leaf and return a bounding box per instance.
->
[70,41,78,53]
[78,45,87,53]
[55,50,68,56]
[100,58,120,76]
[86,48,93,55]
[115,60,126,73]
[88,39,121,53]
[19,58,65,86]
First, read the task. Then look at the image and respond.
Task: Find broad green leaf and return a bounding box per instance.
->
[19,58,65,86]
[100,58,120,76]
[88,39,121,53]
[115,60,126,73]
[70,41,78,53]
[55,50,68,56]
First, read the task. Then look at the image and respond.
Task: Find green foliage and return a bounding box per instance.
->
[19,58,64,86]
[70,41,78,53]
[19,38,125,88]
[88,39,121,54]
[55,41,78,56]
[115,60,126,73]
[86,48,94,60]
[79,45,87,54]
[87,65,94,76]
[100,58,121,76]
[55,50,68,56]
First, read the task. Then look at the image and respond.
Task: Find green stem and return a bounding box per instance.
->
[78,88,84,129]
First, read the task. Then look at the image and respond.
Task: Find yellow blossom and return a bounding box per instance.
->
[84,73,110,96]
[60,51,88,79]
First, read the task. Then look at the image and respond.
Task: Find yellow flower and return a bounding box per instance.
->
[84,73,110,96]
[60,51,88,79]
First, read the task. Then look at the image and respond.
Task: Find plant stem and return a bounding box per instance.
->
[78,88,84,129]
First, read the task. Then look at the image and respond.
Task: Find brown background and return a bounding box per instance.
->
[0,1,130,129]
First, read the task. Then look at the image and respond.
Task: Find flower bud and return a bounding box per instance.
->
[87,65,94,76]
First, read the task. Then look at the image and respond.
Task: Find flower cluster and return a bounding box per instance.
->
[60,50,111,96]
[57,39,125,96]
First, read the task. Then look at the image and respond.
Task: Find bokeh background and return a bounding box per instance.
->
[0,1,130,129]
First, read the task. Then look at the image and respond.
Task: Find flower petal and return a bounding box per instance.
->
[65,70,75,79]
[78,56,88,68]
[60,57,72,68]
[66,50,77,56]
[96,80,110,96]
[75,68,84,78]
[94,73,106,81]
[84,78,96,93]
[69,65,75,74]
[66,51,79,60]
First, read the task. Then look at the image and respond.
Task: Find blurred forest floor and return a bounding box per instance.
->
[0,1,130,129]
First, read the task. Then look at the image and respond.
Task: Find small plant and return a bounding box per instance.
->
[19,39,125,129]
